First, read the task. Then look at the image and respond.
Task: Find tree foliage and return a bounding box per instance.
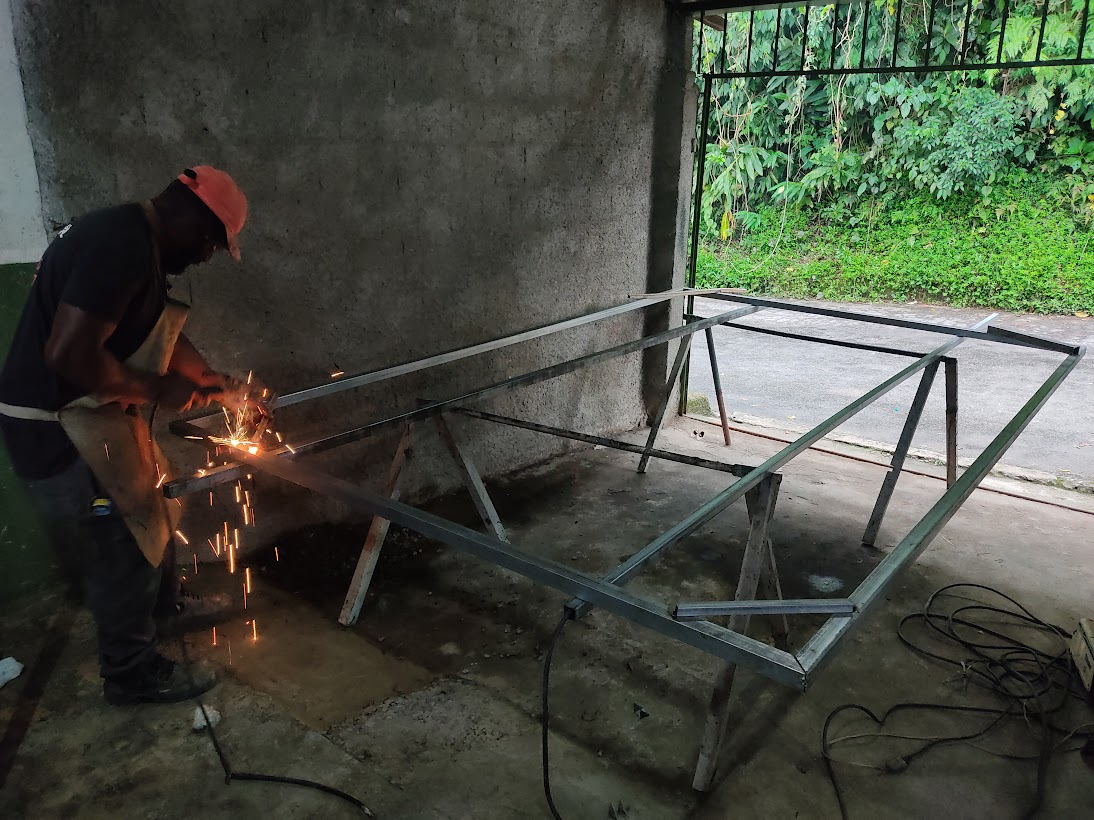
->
[694,1,1094,238]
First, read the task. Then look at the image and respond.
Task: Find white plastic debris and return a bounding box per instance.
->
[192,706,221,731]
[0,657,23,688]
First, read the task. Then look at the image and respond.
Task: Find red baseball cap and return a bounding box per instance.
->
[177,166,248,261]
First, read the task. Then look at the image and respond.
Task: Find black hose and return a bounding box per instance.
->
[542,612,572,820]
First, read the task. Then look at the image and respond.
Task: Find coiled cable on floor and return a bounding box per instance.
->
[823,583,1093,820]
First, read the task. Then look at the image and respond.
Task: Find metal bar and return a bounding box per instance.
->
[758,539,790,650]
[708,57,1094,80]
[773,6,782,71]
[453,408,756,476]
[704,327,732,445]
[698,11,706,74]
[674,599,855,620]
[830,2,840,71]
[945,358,958,488]
[166,304,761,497]
[271,297,673,410]
[686,312,937,358]
[570,313,995,619]
[800,5,810,73]
[702,293,1072,352]
[639,336,694,473]
[1080,0,1090,60]
[1035,0,1050,61]
[959,0,974,64]
[859,0,869,69]
[996,0,1010,65]
[435,414,508,542]
[687,77,715,293]
[338,425,413,626]
[720,10,728,73]
[923,0,937,67]
[892,0,903,67]
[693,476,778,791]
[746,9,754,71]
[798,348,1086,679]
[218,441,808,688]
[985,325,1081,355]
[861,362,939,546]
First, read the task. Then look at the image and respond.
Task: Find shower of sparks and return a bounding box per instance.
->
[245,566,253,594]
[155,473,167,489]
[174,529,189,545]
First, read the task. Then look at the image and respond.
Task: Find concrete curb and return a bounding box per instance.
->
[688,411,1094,496]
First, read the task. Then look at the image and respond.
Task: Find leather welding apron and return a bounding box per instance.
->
[0,203,187,568]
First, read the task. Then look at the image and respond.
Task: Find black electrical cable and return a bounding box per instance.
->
[148,402,371,815]
[542,611,573,820]
[822,583,1093,820]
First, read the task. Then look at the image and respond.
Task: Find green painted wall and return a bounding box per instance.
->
[0,263,54,602]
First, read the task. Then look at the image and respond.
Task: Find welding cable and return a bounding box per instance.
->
[178,637,373,814]
[148,403,371,815]
[822,583,1093,820]
[542,611,573,820]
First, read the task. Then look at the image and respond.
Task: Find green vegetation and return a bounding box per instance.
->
[693,2,1094,313]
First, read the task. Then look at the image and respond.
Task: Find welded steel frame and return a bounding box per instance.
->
[166,293,1080,695]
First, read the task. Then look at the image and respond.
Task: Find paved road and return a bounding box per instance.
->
[687,299,1094,484]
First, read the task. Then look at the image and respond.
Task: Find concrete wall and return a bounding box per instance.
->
[0,0,45,263]
[10,1,692,541]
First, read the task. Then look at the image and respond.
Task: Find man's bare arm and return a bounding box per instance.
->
[44,303,205,411]
[169,333,224,389]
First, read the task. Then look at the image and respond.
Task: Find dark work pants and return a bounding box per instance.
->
[24,458,179,680]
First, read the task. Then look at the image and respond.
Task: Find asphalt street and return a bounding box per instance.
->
[687,298,1094,485]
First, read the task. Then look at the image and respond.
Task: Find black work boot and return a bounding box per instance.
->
[157,588,235,636]
[103,653,216,705]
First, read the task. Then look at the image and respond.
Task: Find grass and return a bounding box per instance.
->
[697,181,1094,315]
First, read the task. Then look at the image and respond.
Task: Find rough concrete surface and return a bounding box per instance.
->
[0,0,45,262]
[690,298,1094,488]
[3,420,1094,818]
[9,0,689,516]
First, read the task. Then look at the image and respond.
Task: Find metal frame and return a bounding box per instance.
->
[164,292,1083,790]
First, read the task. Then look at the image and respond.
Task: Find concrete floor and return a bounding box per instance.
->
[2,419,1094,819]
[689,298,1094,487]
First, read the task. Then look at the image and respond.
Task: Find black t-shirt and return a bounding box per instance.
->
[0,203,166,480]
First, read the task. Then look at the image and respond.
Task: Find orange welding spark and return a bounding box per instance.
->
[247,370,253,385]
[252,620,258,642]
[284,441,296,454]
[249,507,257,527]
[173,497,183,507]
[243,582,248,610]
[209,491,214,507]
[193,554,198,574]
[208,538,220,558]
[212,627,217,646]
[174,529,189,545]
[274,546,280,562]
[234,528,240,548]
[244,490,251,506]
[184,435,204,441]
[275,432,283,442]
[224,521,230,542]
[247,474,253,481]
[228,639,232,666]
[197,469,207,476]
[245,566,253,594]
[261,388,269,399]
[103,442,110,460]
[247,446,258,455]
[235,483,241,504]
[155,472,167,489]
[330,370,345,379]
[229,542,236,574]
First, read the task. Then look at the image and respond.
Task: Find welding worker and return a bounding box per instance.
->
[0,167,248,705]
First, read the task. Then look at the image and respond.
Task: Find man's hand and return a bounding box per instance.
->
[156,373,218,412]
